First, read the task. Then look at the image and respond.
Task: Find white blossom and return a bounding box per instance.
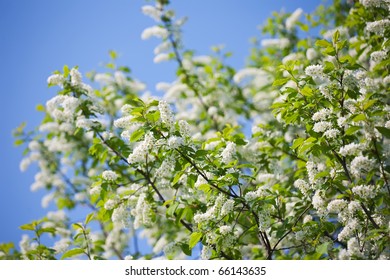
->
[339,143,363,157]
[285,8,303,30]
[127,132,155,164]
[324,128,340,139]
[327,199,348,213]
[347,237,363,258]
[47,74,65,87]
[158,100,175,129]
[220,199,235,216]
[70,68,82,87]
[167,136,184,149]
[306,48,318,60]
[366,19,390,36]
[141,5,161,21]
[313,121,332,133]
[201,245,212,260]
[261,38,290,49]
[141,26,168,40]
[338,219,358,241]
[178,120,191,138]
[370,50,387,62]
[294,179,311,196]
[154,53,170,63]
[305,64,326,80]
[303,215,313,223]
[131,193,152,229]
[360,0,388,8]
[350,156,374,177]
[221,142,236,164]
[104,199,117,210]
[102,170,118,181]
[112,204,131,228]
[219,225,232,235]
[312,108,332,121]
[352,184,377,199]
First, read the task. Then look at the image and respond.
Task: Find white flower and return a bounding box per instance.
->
[220,199,235,216]
[370,50,387,62]
[153,53,170,63]
[102,170,119,181]
[112,204,131,228]
[312,190,326,215]
[131,193,152,229]
[221,142,236,164]
[319,84,332,100]
[158,100,175,129]
[294,179,310,196]
[154,41,172,55]
[167,136,184,149]
[127,132,155,164]
[350,156,374,177]
[178,120,191,138]
[141,26,168,40]
[141,5,161,21]
[337,116,347,128]
[114,116,133,129]
[360,0,388,8]
[303,215,313,223]
[285,8,303,30]
[305,64,325,79]
[47,74,65,87]
[201,245,212,260]
[324,128,340,139]
[89,185,102,196]
[327,199,348,213]
[312,108,332,121]
[347,237,363,257]
[352,184,377,199]
[313,121,332,133]
[219,225,232,235]
[104,199,117,210]
[261,38,290,49]
[306,48,318,60]
[70,68,82,87]
[339,143,363,157]
[366,19,390,36]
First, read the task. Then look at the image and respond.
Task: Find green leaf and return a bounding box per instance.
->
[180,243,192,256]
[316,242,329,256]
[189,232,203,249]
[352,114,366,122]
[14,139,24,147]
[109,50,117,60]
[291,138,305,149]
[315,39,332,48]
[61,248,85,259]
[36,104,45,112]
[300,86,313,97]
[345,126,360,135]
[63,65,70,77]
[272,78,290,86]
[130,129,145,142]
[72,223,84,231]
[20,224,35,231]
[376,127,390,139]
[166,201,180,217]
[332,30,340,44]
[84,213,95,225]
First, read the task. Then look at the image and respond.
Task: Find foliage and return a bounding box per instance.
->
[2,0,390,260]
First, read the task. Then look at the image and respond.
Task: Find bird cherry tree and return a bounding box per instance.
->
[1,0,389,260]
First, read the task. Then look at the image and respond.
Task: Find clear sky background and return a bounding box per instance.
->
[0,0,321,249]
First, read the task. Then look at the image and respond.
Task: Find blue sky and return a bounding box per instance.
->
[0,0,321,248]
